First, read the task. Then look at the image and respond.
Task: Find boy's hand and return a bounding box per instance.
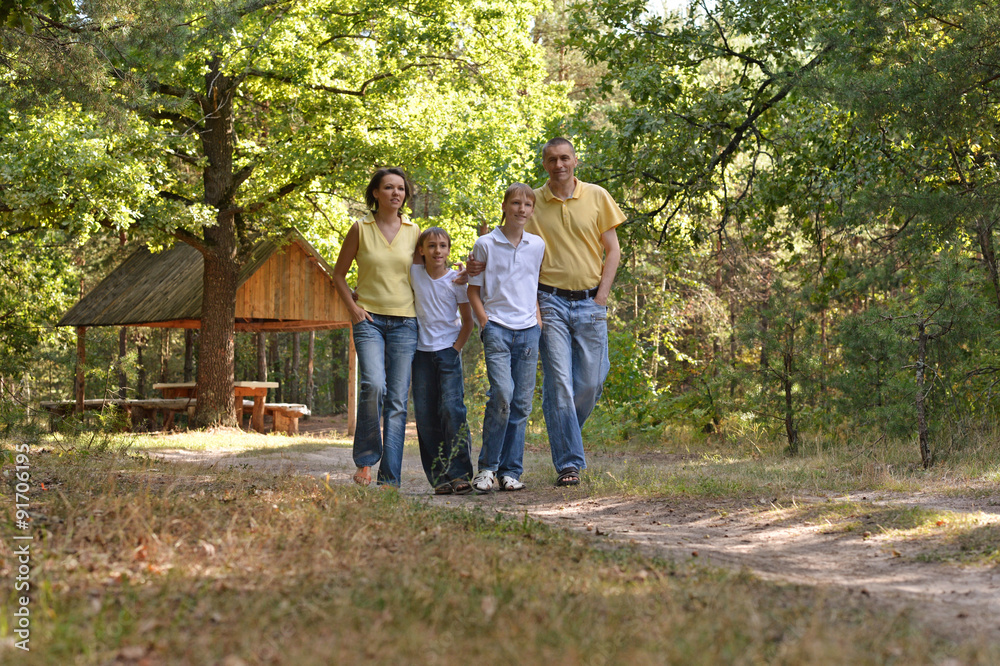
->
[451,262,468,285]
[466,255,485,277]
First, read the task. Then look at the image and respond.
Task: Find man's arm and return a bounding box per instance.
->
[467,285,489,328]
[594,227,621,307]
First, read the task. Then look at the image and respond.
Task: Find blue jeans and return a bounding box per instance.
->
[352,315,418,487]
[538,291,609,473]
[478,322,540,480]
[412,347,473,487]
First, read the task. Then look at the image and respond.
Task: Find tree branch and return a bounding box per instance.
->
[165,149,203,168]
[158,191,198,206]
[246,61,441,97]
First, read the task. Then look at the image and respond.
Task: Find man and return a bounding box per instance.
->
[470,137,625,485]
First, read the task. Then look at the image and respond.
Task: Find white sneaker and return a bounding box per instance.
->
[472,470,496,494]
[499,475,525,491]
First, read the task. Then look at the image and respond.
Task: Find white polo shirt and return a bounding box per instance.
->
[468,227,545,330]
[410,266,469,352]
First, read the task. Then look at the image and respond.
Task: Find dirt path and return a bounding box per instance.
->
[151,422,1000,645]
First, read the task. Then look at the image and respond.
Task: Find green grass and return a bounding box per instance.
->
[3,434,998,664]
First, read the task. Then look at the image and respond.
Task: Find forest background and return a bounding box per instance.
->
[2,0,999,468]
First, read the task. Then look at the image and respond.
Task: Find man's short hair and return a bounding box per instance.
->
[542,137,575,159]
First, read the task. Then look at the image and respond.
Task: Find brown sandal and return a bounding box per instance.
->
[556,468,580,486]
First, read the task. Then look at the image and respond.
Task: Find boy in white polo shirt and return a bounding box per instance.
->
[411,227,475,495]
[468,183,545,493]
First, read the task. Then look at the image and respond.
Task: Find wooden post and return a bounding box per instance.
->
[75,326,86,415]
[348,326,357,436]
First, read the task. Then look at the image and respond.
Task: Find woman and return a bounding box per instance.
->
[332,167,420,487]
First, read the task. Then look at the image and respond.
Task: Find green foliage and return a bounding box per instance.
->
[566,0,1000,463]
[0,0,70,32]
[0,231,76,381]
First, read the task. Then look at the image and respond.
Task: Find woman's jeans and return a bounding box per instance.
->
[352,315,418,487]
[478,322,540,481]
[412,347,473,487]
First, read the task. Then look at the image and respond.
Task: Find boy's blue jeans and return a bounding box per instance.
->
[537,291,610,474]
[352,314,418,487]
[478,321,541,481]
[412,347,474,487]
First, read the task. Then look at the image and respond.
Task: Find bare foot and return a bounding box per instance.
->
[352,466,372,486]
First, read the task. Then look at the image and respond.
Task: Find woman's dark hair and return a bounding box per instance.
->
[365,167,412,213]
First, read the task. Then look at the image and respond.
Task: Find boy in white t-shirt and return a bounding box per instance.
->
[467,183,545,493]
[410,227,475,494]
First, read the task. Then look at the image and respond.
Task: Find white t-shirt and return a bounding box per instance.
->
[410,265,469,352]
[468,227,545,330]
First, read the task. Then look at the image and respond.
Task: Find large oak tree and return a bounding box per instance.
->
[1,0,563,425]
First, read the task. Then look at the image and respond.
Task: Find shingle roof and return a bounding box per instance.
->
[58,230,340,327]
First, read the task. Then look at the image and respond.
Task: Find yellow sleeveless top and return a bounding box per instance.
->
[355,212,418,317]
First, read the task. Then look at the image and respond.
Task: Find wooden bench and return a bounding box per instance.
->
[239,401,310,434]
[39,398,195,432]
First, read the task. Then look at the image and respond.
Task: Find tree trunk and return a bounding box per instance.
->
[193,242,239,427]
[118,327,128,399]
[270,333,281,402]
[160,329,171,383]
[306,331,315,411]
[332,329,348,411]
[782,342,798,455]
[184,329,195,382]
[191,56,240,427]
[975,216,1000,312]
[916,321,931,468]
[283,354,291,402]
[291,331,300,403]
[136,335,146,399]
[257,332,267,381]
[75,326,86,414]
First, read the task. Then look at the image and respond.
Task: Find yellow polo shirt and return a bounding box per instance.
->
[355,212,418,317]
[526,180,625,291]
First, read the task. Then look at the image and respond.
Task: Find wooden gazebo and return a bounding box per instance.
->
[57,230,358,432]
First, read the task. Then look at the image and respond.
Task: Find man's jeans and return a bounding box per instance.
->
[478,322,540,481]
[352,314,418,487]
[538,291,609,473]
[412,347,474,487]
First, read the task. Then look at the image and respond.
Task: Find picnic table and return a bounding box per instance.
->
[152,381,279,433]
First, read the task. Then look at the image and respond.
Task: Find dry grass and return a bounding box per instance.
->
[577,425,1000,500]
[2,434,998,664]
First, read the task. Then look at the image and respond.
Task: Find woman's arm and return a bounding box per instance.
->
[454,302,474,351]
[332,223,373,324]
[467,286,489,329]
